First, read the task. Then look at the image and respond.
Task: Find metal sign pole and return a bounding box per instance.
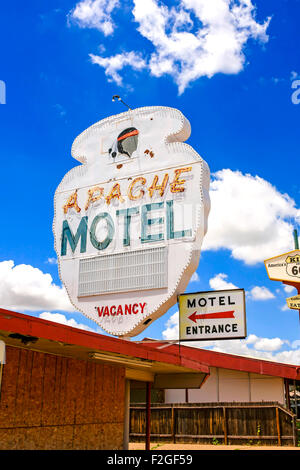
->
[291,228,300,324]
[293,229,299,250]
[145,382,151,451]
[293,229,300,323]
[265,229,300,324]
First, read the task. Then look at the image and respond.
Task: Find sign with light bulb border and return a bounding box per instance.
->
[53,106,210,338]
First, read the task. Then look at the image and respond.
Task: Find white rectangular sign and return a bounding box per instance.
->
[179,289,246,341]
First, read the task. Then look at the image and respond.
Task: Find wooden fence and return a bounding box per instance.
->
[130,402,297,446]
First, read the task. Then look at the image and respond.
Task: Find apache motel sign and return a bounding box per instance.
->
[179,289,246,341]
[53,106,210,337]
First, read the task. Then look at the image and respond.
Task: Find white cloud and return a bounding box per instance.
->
[162,311,179,340]
[39,312,98,332]
[290,71,298,81]
[248,286,275,301]
[90,51,146,85]
[0,260,75,312]
[245,333,257,344]
[271,77,284,85]
[47,257,58,265]
[203,338,300,364]
[70,0,270,93]
[252,336,285,351]
[202,169,300,265]
[283,284,296,294]
[53,103,66,117]
[162,317,300,364]
[70,0,119,36]
[272,348,300,365]
[190,271,200,282]
[133,0,270,94]
[209,273,238,290]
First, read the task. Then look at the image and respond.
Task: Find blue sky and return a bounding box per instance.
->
[0,0,299,363]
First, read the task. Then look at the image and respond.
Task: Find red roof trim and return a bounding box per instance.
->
[142,341,300,380]
[1,309,299,380]
[0,309,208,374]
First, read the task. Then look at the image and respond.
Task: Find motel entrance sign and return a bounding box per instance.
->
[179,289,246,341]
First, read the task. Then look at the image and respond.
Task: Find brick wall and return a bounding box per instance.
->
[0,346,125,450]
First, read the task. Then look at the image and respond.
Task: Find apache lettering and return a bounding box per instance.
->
[96,303,147,318]
[186,323,238,335]
[63,167,192,214]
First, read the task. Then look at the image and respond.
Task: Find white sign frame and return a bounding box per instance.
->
[53,106,210,337]
[178,289,246,342]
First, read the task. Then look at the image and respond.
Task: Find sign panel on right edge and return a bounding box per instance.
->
[264,250,300,283]
[286,295,300,310]
[179,289,246,341]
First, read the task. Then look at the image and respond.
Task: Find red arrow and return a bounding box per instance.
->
[188,311,235,323]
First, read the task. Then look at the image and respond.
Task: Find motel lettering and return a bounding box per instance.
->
[187,295,236,308]
[61,199,192,256]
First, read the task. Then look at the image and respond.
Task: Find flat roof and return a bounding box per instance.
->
[0,309,209,382]
[137,339,300,380]
[0,308,299,381]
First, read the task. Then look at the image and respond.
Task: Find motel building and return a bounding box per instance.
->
[0,308,299,450]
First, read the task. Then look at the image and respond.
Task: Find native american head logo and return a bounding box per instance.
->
[108,127,139,160]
